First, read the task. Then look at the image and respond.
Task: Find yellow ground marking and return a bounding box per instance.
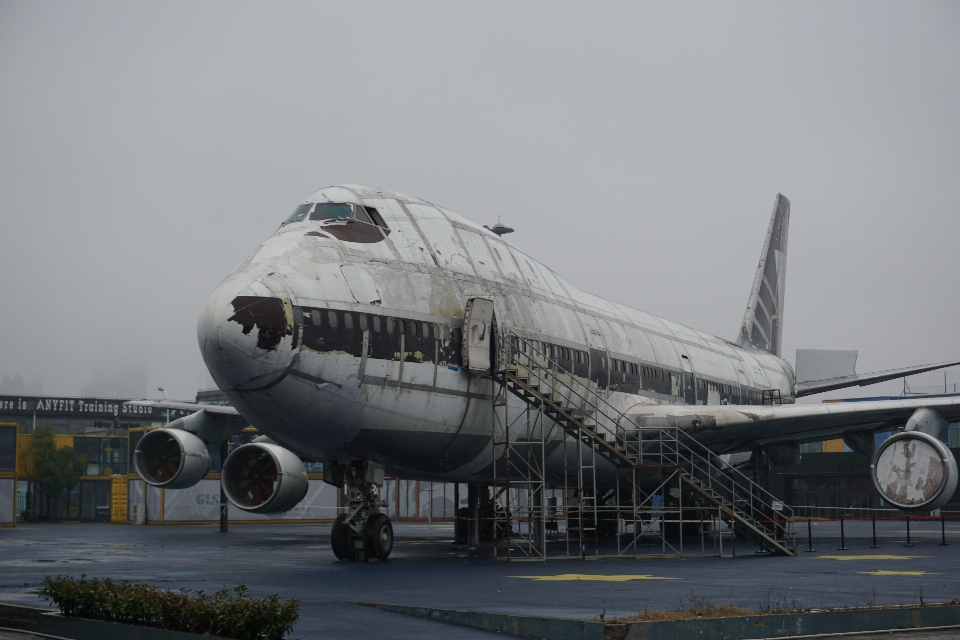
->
[510,574,678,582]
[816,555,928,561]
[859,570,936,576]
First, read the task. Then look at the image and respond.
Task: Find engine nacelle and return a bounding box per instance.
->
[134,428,211,489]
[765,444,802,468]
[871,430,958,512]
[222,442,308,514]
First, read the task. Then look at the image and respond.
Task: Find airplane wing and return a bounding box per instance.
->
[795,360,960,397]
[124,400,241,416]
[626,396,960,453]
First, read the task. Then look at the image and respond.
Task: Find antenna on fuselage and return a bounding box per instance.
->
[484,217,514,236]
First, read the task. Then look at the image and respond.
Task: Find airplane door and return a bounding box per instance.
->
[463,297,496,373]
[680,354,696,405]
[578,313,608,390]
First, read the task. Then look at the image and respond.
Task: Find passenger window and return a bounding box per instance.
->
[409,321,417,337]
[423,322,430,337]
[328,311,338,328]
[397,319,405,334]
[310,203,354,221]
[344,313,353,330]
[311,310,322,326]
[359,315,368,331]
[387,317,395,334]
[373,316,381,332]
[293,308,303,324]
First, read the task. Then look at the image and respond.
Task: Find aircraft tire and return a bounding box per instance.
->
[331,514,356,561]
[363,513,393,560]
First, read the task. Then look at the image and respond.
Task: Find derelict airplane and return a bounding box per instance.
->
[130,186,960,560]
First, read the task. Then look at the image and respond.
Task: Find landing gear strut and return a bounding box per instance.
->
[325,460,392,561]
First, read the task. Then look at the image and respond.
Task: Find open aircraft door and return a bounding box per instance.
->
[463,297,496,373]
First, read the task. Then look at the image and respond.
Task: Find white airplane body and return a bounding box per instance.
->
[131,185,960,560]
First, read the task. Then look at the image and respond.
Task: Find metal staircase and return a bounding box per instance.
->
[490,332,795,558]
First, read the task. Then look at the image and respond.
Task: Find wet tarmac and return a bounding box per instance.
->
[1,519,959,639]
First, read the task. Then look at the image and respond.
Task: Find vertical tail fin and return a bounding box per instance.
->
[738,194,790,357]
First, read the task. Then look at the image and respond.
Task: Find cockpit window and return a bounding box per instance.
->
[284,201,390,229]
[286,203,313,223]
[310,203,354,221]
[353,205,374,225]
[365,207,388,229]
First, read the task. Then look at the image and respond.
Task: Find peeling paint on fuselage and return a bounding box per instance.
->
[198,185,795,483]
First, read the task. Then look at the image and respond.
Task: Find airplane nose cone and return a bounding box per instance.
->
[197,271,299,391]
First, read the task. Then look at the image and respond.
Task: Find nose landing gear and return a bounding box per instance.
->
[325,460,392,561]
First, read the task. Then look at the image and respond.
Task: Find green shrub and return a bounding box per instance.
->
[40,575,300,640]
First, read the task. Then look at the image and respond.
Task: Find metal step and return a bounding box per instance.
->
[495,336,796,558]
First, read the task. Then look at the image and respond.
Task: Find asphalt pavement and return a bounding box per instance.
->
[1,519,959,639]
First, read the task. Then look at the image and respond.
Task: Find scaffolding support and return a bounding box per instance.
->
[490,331,796,560]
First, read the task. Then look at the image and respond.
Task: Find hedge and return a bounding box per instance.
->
[40,575,300,640]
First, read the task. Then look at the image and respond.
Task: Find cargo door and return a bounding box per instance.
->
[463,297,496,373]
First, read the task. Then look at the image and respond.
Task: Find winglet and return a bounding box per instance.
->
[738,194,790,357]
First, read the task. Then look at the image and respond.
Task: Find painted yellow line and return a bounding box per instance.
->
[510,574,678,582]
[816,555,928,561]
[859,570,936,576]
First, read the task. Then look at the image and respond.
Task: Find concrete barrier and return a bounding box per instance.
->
[357,601,960,640]
[357,602,608,640]
[0,603,54,632]
[39,613,210,640]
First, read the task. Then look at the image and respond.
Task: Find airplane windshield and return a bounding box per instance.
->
[285,203,313,223]
[310,203,354,221]
[282,201,389,231]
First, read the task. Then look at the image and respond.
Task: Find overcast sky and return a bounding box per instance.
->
[1,1,958,401]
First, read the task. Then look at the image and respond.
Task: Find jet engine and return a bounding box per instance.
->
[222,442,308,514]
[765,444,802,468]
[134,428,211,489]
[871,430,958,512]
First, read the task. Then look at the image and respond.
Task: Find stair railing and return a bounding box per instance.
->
[497,332,794,551]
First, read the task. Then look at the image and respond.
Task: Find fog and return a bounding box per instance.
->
[1,2,958,401]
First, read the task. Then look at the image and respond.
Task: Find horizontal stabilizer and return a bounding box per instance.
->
[795,360,960,397]
[795,349,858,384]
